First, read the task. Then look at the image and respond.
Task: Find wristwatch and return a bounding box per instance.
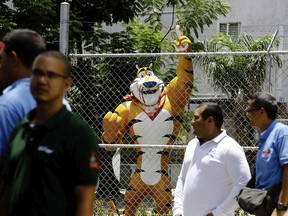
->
[276,203,288,211]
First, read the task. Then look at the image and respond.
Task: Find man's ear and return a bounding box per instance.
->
[9,51,21,67]
[207,116,214,123]
[64,77,72,92]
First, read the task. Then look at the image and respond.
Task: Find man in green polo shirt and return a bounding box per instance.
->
[5,50,100,216]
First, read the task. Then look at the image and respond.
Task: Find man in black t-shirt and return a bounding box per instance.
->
[6,51,100,216]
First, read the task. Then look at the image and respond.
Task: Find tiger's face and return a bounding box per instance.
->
[130,65,164,106]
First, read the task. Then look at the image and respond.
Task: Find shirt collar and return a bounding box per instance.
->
[258,119,277,144]
[212,129,227,143]
[3,78,31,94]
[24,106,69,130]
[197,129,227,145]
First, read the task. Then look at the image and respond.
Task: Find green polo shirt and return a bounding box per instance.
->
[7,106,100,216]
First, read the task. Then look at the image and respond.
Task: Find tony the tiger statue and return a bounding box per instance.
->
[102,26,193,215]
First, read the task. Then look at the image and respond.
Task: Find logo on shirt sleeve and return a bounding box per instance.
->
[90,151,100,169]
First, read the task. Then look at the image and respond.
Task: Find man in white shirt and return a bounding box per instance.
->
[173,102,251,216]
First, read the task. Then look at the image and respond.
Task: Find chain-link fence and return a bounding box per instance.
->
[67,51,288,215]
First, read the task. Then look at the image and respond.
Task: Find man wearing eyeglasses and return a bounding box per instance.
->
[246,92,288,216]
[0,29,71,171]
[5,50,100,216]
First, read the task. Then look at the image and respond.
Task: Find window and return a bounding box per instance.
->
[219,22,241,36]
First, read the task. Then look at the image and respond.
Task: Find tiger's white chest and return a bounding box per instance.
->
[133,109,173,185]
[133,109,173,144]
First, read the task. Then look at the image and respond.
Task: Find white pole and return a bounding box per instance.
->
[265,30,279,94]
[59,2,70,56]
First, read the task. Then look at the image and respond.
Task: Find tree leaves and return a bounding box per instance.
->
[0,0,16,37]
[196,34,282,98]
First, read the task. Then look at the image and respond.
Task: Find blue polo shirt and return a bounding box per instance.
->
[0,78,35,157]
[256,120,288,190]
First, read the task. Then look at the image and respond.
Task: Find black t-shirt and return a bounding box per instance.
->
[8,107,100,216]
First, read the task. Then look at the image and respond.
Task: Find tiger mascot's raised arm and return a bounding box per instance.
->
[102,25,193,216]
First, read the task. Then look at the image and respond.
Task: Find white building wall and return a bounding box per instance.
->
[221,0,288,26]
[186,0,288,100]
[219,0,288,49]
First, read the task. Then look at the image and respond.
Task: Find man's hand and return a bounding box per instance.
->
[272,209,286,216]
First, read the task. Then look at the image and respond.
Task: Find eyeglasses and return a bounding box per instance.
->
[245,107,261,113]
[32,68,68,80]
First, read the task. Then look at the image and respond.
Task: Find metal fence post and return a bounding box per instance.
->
[265,30,279,94]
[59,2,70,56]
